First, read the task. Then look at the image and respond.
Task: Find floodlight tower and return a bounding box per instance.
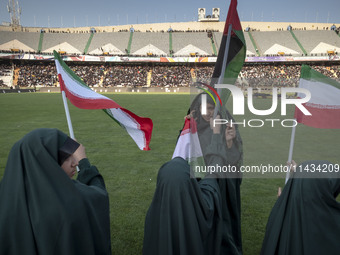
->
[7,0,22,26]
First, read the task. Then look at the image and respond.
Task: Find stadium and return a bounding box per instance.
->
[1,2,340,255]
[0,11,340,92]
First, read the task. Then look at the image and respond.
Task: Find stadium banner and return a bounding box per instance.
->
[0,53,339,63]
[294,64,340,129]
[54,50,153,150]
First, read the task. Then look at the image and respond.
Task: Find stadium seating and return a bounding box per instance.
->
[251,31,302,56]
[0,63,13,87]
[172,32,212,56]
[0,31,40,52]
[130,32,169,56]
[243,32,257,56]
[1,29,340,57]
[293,30,340,55]
[199,31,263,57]
[87,32,130,55]
[41,33,89,54]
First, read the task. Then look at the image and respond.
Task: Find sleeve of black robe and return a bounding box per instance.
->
[73,158,112,255]
[202,133,243,255]
[77,158,106,190]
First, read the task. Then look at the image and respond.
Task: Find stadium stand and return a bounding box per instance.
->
[293,30,340,55]
[130,32,169,56]
[0,21,339,91]
[214,31,259,57]
[41,33,89,55]
[87,32,130,55]
[0,31,40,52]
[0,63,13,87]
[1,61,339,89]
[212,32,222,53]
[251,31,302,56]
[172,32,212,56]
[243,32,258,56]
[1,26,340,57]
[84,33,94,54]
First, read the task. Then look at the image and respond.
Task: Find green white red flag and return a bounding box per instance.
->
[172,118,203,160]
[172,118,205,177]
[294,64,340,129]
[54,50,153,150]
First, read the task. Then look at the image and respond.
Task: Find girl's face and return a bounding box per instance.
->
[61,154,78,178]
[201,103,215,122]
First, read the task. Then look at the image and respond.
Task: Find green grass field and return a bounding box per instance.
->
[0,93,339,254]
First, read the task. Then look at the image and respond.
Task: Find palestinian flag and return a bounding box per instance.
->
[211,0,246,103]
[294,64,340,129]
[54,50,153,150]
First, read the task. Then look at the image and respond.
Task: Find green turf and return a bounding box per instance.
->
[0,93,339,254]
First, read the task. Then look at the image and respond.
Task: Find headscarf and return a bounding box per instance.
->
[143,157,223,255]
[0,128,111,255]
[150,92,244,255]
[261,160,340,255]
[190,92,244,254]
[58,136,80,165]
[188,91,243,168]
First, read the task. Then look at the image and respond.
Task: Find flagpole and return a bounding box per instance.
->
[286,121,296,183]
[61,89,80,172]
[61,90,75,139]
[214,23,232,118]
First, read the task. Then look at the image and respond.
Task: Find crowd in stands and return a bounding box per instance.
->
[16,63,56,87]
[1,62,339,88]
[239,64,340,87]
[0,63,12,76]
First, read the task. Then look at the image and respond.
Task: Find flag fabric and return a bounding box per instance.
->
[172,118,203,160]
[294,64,340,129]
[173,0,245,169]
[172,118,205,177]
[54,50,153,150]
[211,0,246,103]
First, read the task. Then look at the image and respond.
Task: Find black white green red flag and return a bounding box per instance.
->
[211,0,246,104]
[173,0,245,172]
[54,50,153,150]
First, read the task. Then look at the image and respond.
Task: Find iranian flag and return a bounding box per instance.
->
[211,0,246,103]
[54,50,153,150]
[294,64,340,129]
[172,118,205,177]
[172,118,202,160]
